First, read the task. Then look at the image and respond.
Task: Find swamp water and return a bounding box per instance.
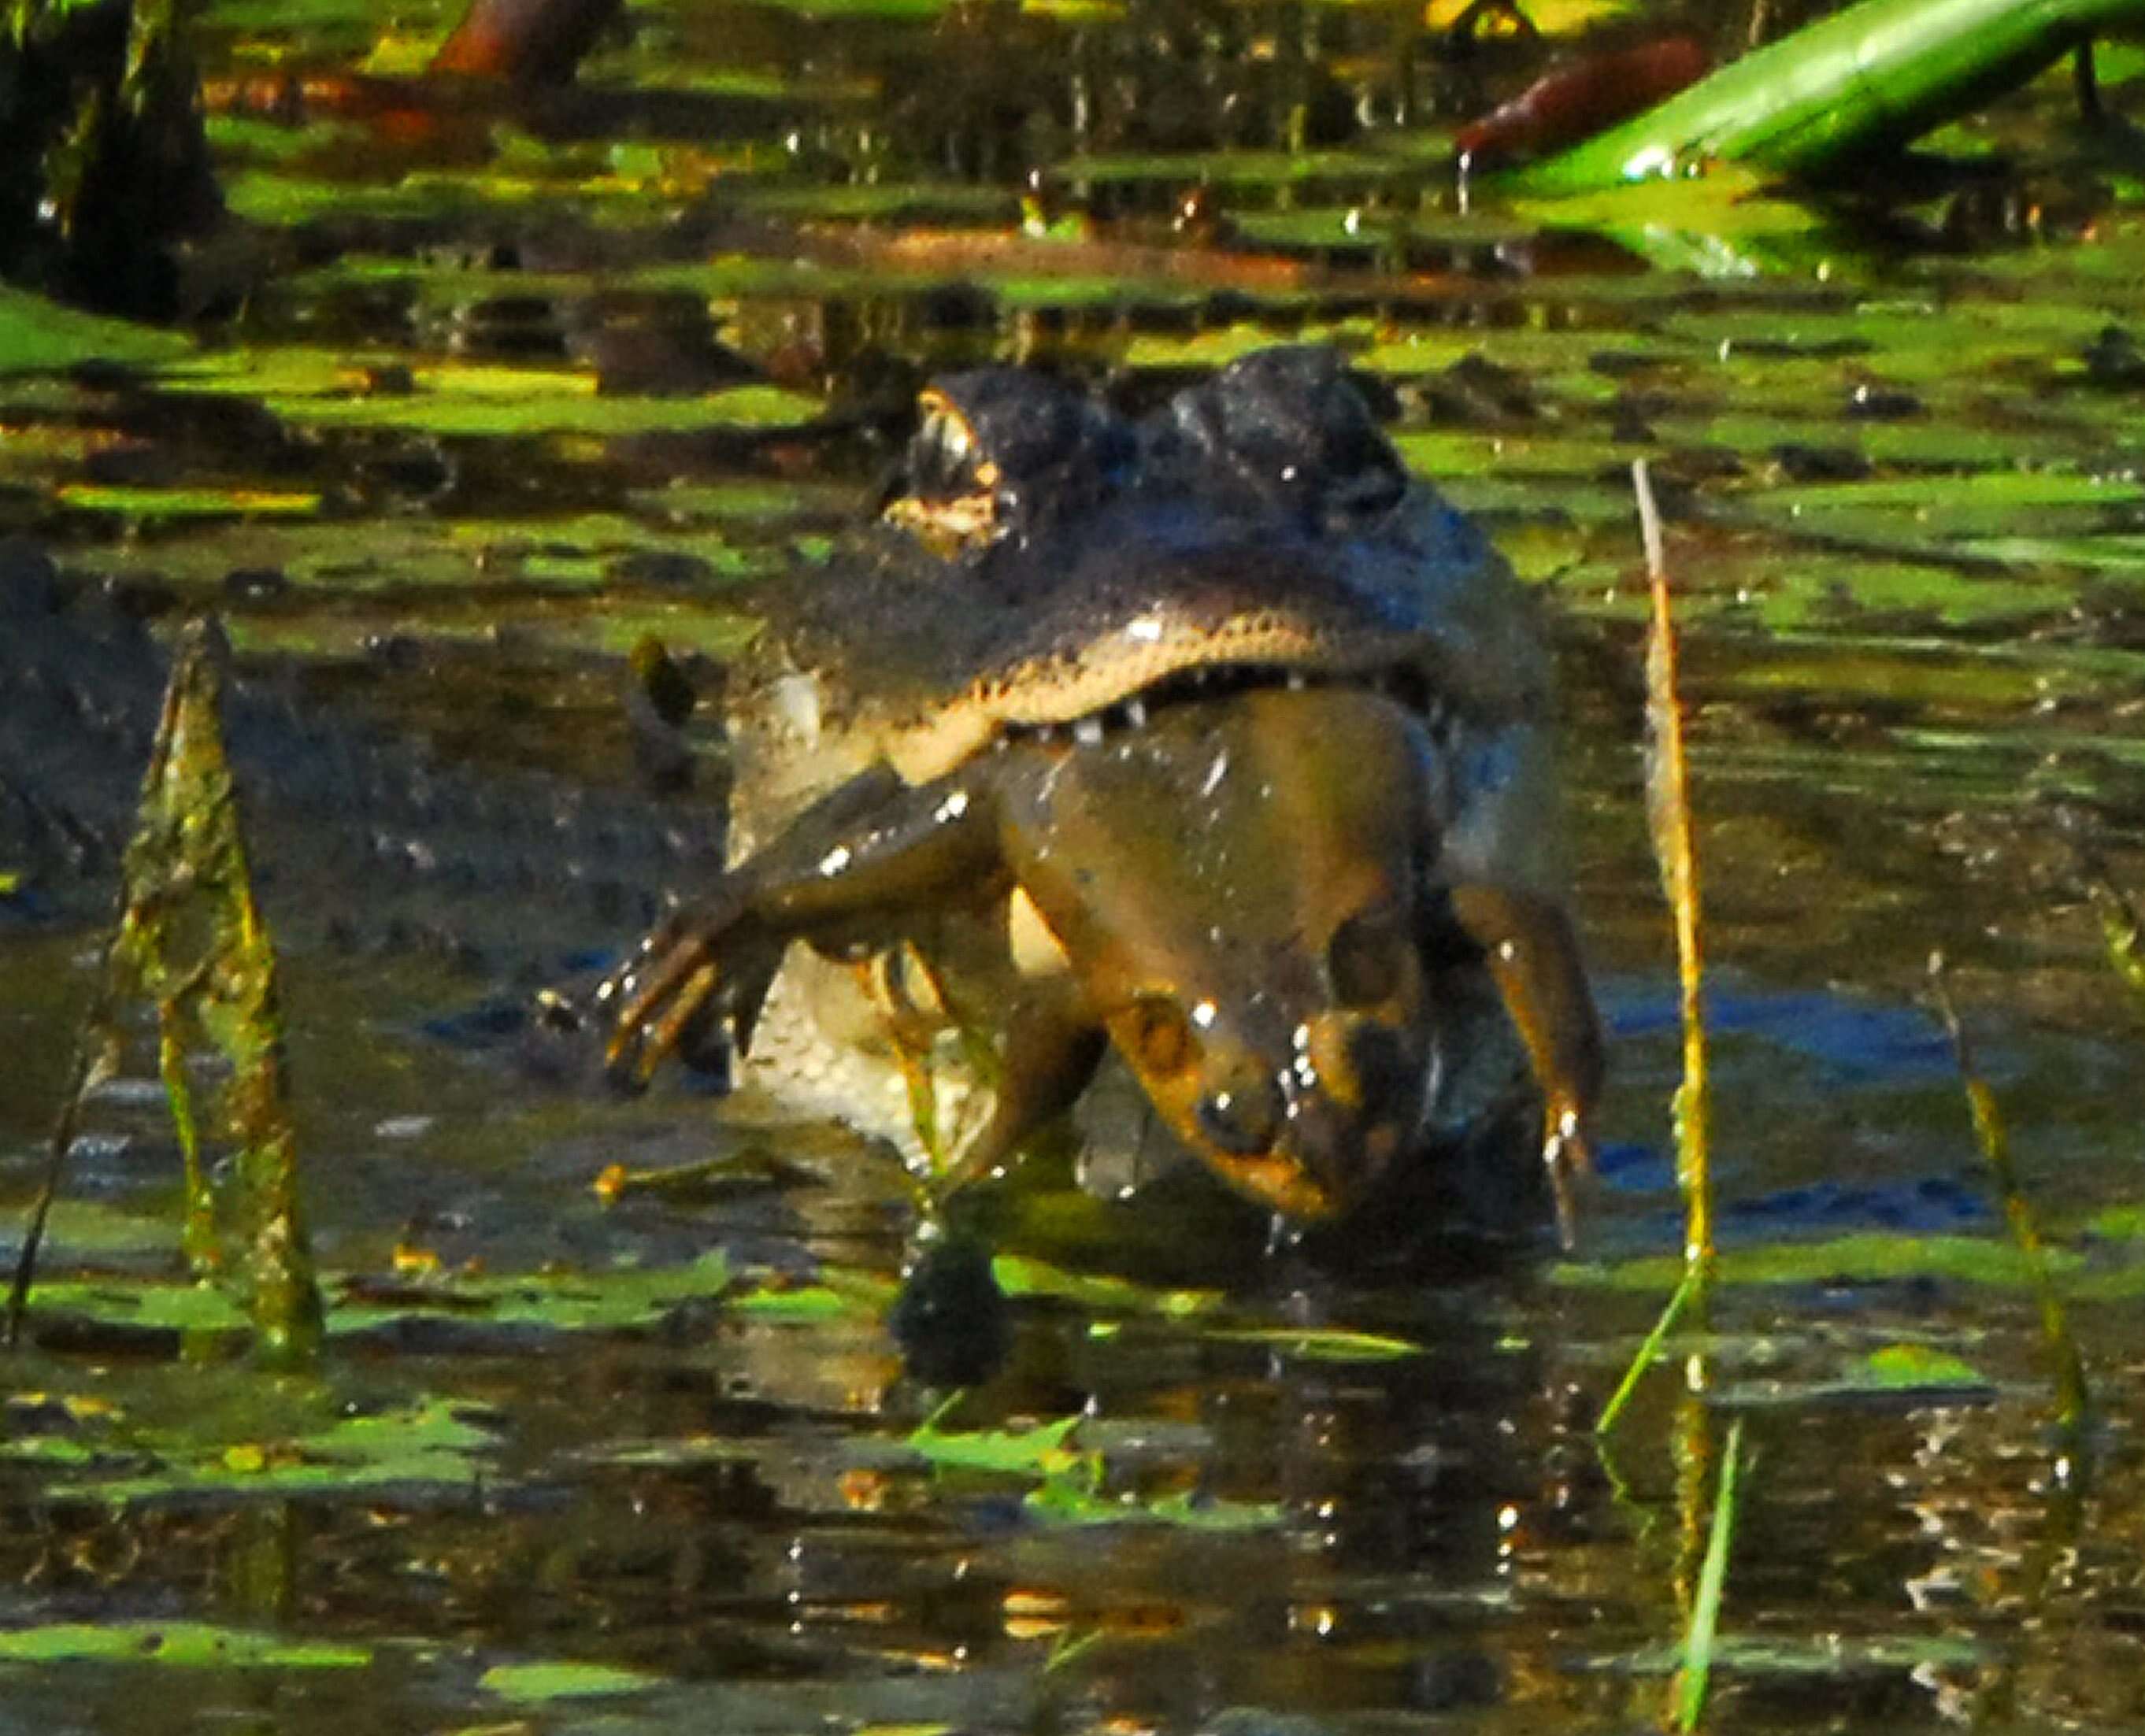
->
[6,0,2145,1729]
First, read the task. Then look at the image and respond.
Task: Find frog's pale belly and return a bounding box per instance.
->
[732,950,980,1169]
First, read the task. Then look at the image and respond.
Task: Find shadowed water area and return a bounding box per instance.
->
[6,0,2145,1729]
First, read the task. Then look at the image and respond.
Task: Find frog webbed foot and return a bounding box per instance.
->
[599,885,785,1092]
[601,763,1005,1094]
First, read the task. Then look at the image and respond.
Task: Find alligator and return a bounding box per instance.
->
[598,346,1603,1249]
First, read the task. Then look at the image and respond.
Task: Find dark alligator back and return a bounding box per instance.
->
[0,561,724,994]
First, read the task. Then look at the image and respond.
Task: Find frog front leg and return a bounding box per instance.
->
[1447,883,1604,1249]
[603,763,1006,1089]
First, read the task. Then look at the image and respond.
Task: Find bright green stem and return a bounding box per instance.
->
[1675,1416,1747,1733]
[1595,1261,1704,1439]
[1514,0,2145,196]
[158,1001,219,1280]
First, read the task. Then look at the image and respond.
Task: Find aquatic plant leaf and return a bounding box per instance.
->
[0,286,191,374]
[480,1660,665,1701]
[1554,1231,2082,1292]
[729,1267,898,1319]
[334,1250,735,1333]
[1202,1326,1425,1360]
[1512,162,1817,236]
[157,347,823,437]
[1855,1343,1988,1388]
[905,1412,1085,1476]
[1023,1482,1286,1531]
[1512,0,2145,194]
[0,1622,369,1670]
[24,1279,249,1333]
[0,1201,171,1260]
[54,483,323,519]
[50,1397,498,1506]
[104,621,321,1360]
[991,1253,1219,1316]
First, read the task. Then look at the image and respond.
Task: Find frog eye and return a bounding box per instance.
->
[1124,993,1197,1076]
[1328,906,1406,1007]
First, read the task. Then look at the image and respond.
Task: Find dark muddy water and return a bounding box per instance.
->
[6,1,2145,1730]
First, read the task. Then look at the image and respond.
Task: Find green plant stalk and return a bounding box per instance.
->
[157,1000,219,1279]
[1592,465,1716,1436]
[115,620,323,1364]
[1674,1416,1747,1733]
[1929,957,2088,1436]
[1512,0,2145,196]
[1595,1263,1702,1438]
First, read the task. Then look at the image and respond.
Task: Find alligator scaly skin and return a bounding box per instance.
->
[0,556,724,996]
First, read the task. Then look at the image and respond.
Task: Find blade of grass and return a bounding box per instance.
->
[1637,459,1714,1279]
[1595,1262,1702,1438]
[1674,1415,1747,1733]
[1928,954,2088,1440]
[1596,461,1717,1435]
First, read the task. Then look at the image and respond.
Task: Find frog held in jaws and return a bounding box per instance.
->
[599,345,1603,1251]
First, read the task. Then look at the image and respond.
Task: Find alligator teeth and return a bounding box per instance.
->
[1073,717,1105,747]
[1285,671,1308,691]
[1122,698,1148,729]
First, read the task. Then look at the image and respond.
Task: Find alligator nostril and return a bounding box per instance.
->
[1195,1083,1280,1157]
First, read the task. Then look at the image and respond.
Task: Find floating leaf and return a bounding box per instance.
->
[0,1623,369,1670]
[905,1413,1086,1477]
[48,1398,498,1507]
[54,484,322,520]
[991,1254,1219,1317]
[0,287,191,375]
[1202,1326,1424,1361]
[1856,1343,1988,1390]
[480,1660,665,1701]
[1023,1482,1287,1531]
[1554,1231,2079,1293]
[334,1250,735,1334]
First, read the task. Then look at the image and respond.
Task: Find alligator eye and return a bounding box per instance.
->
[1328,906,1405,1007]
[1124,993,1196,1075]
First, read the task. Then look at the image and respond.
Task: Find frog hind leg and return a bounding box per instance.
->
[1446,883,1604,1249]
[605,763,1002,1089]
[939,986,1108,1198]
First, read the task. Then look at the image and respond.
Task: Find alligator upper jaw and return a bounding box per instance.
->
[881,650,1473,787]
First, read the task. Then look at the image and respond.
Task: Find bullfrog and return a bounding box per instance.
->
[601,346,1602,1243]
